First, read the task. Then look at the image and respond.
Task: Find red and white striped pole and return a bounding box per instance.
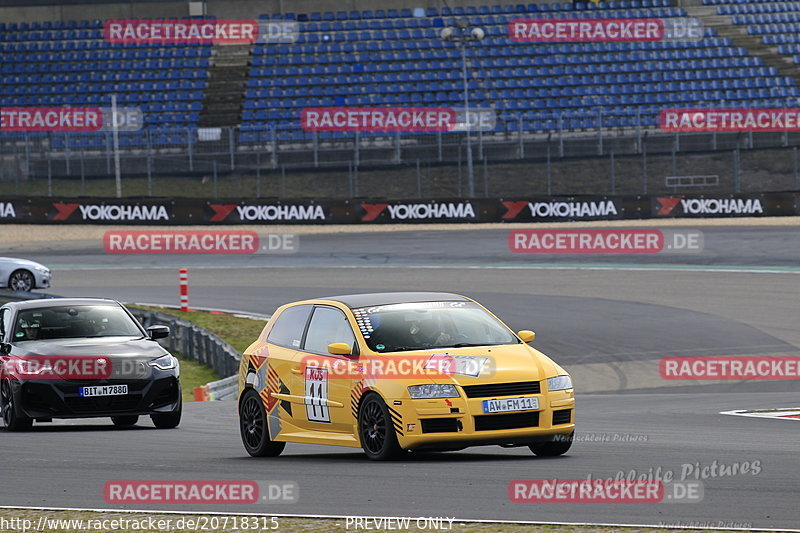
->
[179,268,189,312]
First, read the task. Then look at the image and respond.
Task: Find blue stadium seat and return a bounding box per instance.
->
[5,5,800,143]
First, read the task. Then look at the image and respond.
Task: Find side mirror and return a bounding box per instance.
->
[0,342,10,355]
[328,342,352,356]
[517,330,535,343]
[147,325,170,340]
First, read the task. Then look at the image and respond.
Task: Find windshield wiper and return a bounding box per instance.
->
[450,343,488,348]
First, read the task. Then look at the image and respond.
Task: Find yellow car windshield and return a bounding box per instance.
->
[352,301,519,353]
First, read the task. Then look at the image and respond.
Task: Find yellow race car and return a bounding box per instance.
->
[237,292,574,460]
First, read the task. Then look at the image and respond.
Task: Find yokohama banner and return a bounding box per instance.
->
[651,193,797,218]
[0,193,797,225]
[498,197,629,222]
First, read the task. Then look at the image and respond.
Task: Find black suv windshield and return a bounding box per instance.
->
[353,301,519,353]
[12,305,143,341]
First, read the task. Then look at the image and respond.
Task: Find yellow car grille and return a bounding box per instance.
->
[461,381,540,398]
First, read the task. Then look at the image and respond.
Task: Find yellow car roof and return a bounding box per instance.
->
[314,292,470,309]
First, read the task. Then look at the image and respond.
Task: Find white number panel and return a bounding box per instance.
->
[304,366,330,423]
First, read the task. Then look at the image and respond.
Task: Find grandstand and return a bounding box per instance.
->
[0,19,208,148]
[2,0,800,196]
[722,0,800,65]
[241,1,797,144]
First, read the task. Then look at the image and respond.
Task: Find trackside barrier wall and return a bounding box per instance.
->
[0,289,58,303]
[0,192,797,224]
[127,307,240,379]
[195,375,239,402]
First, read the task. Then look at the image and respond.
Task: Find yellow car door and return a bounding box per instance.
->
[291,305,358,434]
[255,304,314,437]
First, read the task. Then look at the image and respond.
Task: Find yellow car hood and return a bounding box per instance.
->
[400,343,568,386]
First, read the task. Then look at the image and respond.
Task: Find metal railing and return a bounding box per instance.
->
[128,306,240,379]
[3,111,800,197]
[197,375,238,401]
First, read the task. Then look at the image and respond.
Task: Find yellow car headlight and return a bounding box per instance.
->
[408,384,459,399]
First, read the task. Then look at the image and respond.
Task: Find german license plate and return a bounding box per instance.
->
[79,384,128,397]
[482,396,538,413]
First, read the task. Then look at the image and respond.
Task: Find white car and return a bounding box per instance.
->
[0,257,51,292]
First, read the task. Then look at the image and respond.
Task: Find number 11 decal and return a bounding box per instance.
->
[304,366,330,423]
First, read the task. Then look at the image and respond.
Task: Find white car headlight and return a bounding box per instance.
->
[34,265,49,273]
[547,375,573,391]
[149,354,177,370]
[408,384,460,399]
[408,384,458,399]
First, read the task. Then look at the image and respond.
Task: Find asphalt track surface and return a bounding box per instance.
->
[2,224,800,529]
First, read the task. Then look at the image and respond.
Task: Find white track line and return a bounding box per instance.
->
[721,409,800,421]
[0,506,793,532]
[43,263,800,274]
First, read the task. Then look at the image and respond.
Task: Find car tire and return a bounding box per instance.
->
[150,398,181,429]
[8,270,34,292]
[239,389,285,457]
[111,416,139,427]
[1,380,33,432]
[358,393,403,461]
[529,433,573,457]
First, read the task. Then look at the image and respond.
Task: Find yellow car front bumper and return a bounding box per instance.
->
[387,390,575,451]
